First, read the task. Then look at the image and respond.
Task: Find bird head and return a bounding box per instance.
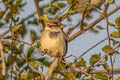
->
[45,20,66,31]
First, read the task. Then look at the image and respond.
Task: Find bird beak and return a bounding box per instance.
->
[60,25,66,29]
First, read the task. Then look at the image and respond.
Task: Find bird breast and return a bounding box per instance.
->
[40,30,67,58]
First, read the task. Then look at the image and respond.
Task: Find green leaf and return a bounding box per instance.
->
[58,62,66,70]
[58,3,66,8]
[27,47,34,58]
[95,74,108,80]
[37,58,50,67]
[111,31,120,38]
[108,0,115,4]
[0,11,5,19]
[20,75,28,80]
[86,66,92,73]
[76,72,81,78]
[108,21,115,26]
[34,42,41,48]
[7,54,16,66]
[90,54,101,66]
[75,58,86,67]
[115,17,120,28]
[29,61,40,70]
[49,3,60,9]
[68,64,74,71]
[20,24,27,38]
[18,44,24,53]
[67,9,77,15]
[90,28,99,33]
[102,45,114,55]
[30,30,38,42]
[96,25,104,30]
[112,40,119,46]
[103,63,110,71]
[104,55,108,62]
[40,16,49,22]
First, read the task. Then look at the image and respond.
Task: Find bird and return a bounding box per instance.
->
[40,20,67,59]
[40,20,67,80]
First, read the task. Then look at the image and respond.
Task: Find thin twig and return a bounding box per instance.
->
[79,38,107,57]
[13,39,42,52]
[0,35,42,53]
[33,0,45,27]
[66,21,81,37]
[90,68,120,74]
[104,4,114,80]
[76,68,96,80]
[0,41,6,77]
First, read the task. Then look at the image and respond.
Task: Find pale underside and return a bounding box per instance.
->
[40,27,67,58]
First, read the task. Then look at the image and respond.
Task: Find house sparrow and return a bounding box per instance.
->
[40,20,67,59]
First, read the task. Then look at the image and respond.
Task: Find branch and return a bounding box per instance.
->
[76,68,96,80]
[0,36,42,53]
[79,38,107,57]
[33,0,41,17]
[45,58,59,80]
[90,68,120,74]
[68,5,120,42]
[0,41,6,77]
[33,0,45,27]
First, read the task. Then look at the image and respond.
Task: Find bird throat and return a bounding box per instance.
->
[49,31,60,39]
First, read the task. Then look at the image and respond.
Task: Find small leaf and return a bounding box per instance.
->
[90,54,101,66]
[40,16,49,22]
[110,31,120,38]
[34,42,41,48]
[115,17,120,28]
[108,0,115,4]
[108,21,115,26]
[18,44,24,53]
[12,24,23,32]
[76,72,81,78]
[86,66,92,73]
[104,55,108,62]
[102,45,114,55]
[30,30,38,42]
[58,62,66,70]
[27,47,34,58]
[103,63,110,71]
[49,3,60,8]
[67,9,77,15]
[0,11,5,19]
[29,62,40,70]
[90,28,99,33]
[113,40,119,46]
[68,64,74,71]
[58,3,66,8]
[95,74,108,80]
[96,25,104,30]
[75,58,86,67]
[20,75,28,80]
